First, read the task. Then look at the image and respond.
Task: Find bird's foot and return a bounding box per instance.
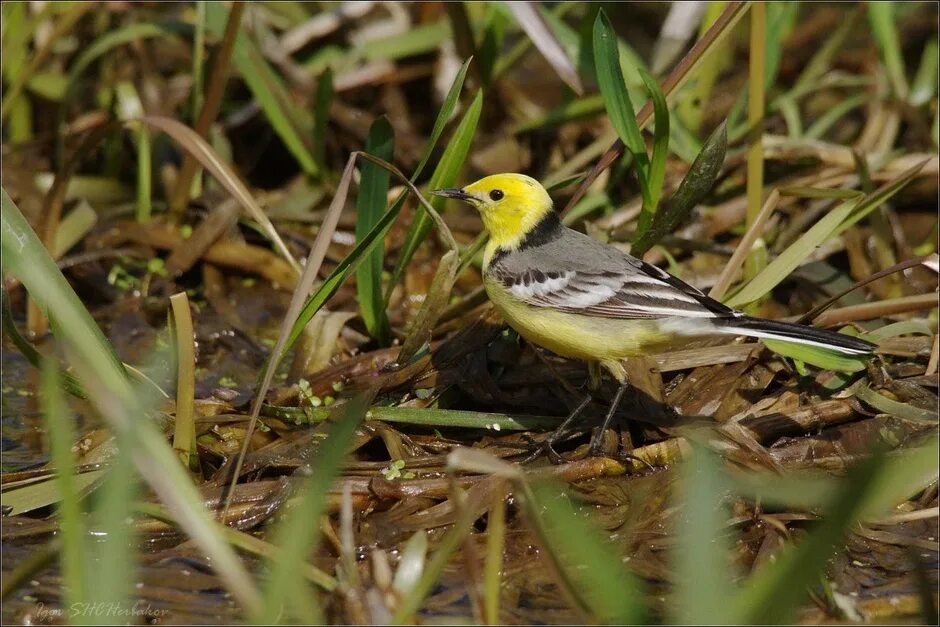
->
[518,434,567,464]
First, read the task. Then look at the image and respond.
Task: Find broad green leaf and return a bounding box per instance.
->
[284,59,473,351]
[593,10,651,209]
[632,121,726,257]
[522,481,647,624]
[355,117,394,342]
[386,89,483,301]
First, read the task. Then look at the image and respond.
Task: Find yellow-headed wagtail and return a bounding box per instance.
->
[433,173,874,457]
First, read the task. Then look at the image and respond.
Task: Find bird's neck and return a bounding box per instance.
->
[483,209,561,267]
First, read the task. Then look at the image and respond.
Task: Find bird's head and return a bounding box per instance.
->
[432,173,554,249]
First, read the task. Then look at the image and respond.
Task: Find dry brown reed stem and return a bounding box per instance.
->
[808,294,939,326]
[709,189,781,301]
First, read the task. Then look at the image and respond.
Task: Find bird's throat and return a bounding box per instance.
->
[483,209,561,265]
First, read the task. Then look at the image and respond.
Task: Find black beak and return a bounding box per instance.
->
[431,188,474,202]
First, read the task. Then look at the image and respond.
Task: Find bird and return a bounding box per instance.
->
[432,173,875,458]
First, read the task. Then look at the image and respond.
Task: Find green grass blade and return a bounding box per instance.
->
[358,21,450,62]
[385,89,483,302]
[484,485,506,624]
[761,338,868,373]
[262,403,558,430]
[854,383,939,423]
[355,117,394,343]
[390,492,476,624]
[205,2,318,176]
[512,93,605,134]
[673,444,736,624]
[87,443,136,625]
[397,249,457,365]
[285,59,473,352]
[257,389,374,623]
[1,187,262,613]
[727,444,931,624]
[56,20,188,163]
[169,292,198,471]
[522,481,646,624]
[910,39,939,107]
[593,10,651,209]
[192,1,207,123]
[2,283,85,398]
[725,197,856,308]
[835,159,929,233]
[746,1,767,240]
[115,81,152,224]
[676,1,731,133]
[40,360,86,614]
[855,436,939,517]
[726,159,925,308]
[804,93,869,140]
[867,3,910,99]
[478,5,507,85]
[636,68,670,235]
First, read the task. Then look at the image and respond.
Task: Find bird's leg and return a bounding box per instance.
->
[587,360,603,392]
[587,360,630,456]
[587,382,628,455]
[520,393,593,464]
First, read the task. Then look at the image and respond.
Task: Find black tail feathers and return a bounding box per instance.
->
[713,316,875,355]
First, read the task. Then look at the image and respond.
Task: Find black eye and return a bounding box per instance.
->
[489,189,504,201]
